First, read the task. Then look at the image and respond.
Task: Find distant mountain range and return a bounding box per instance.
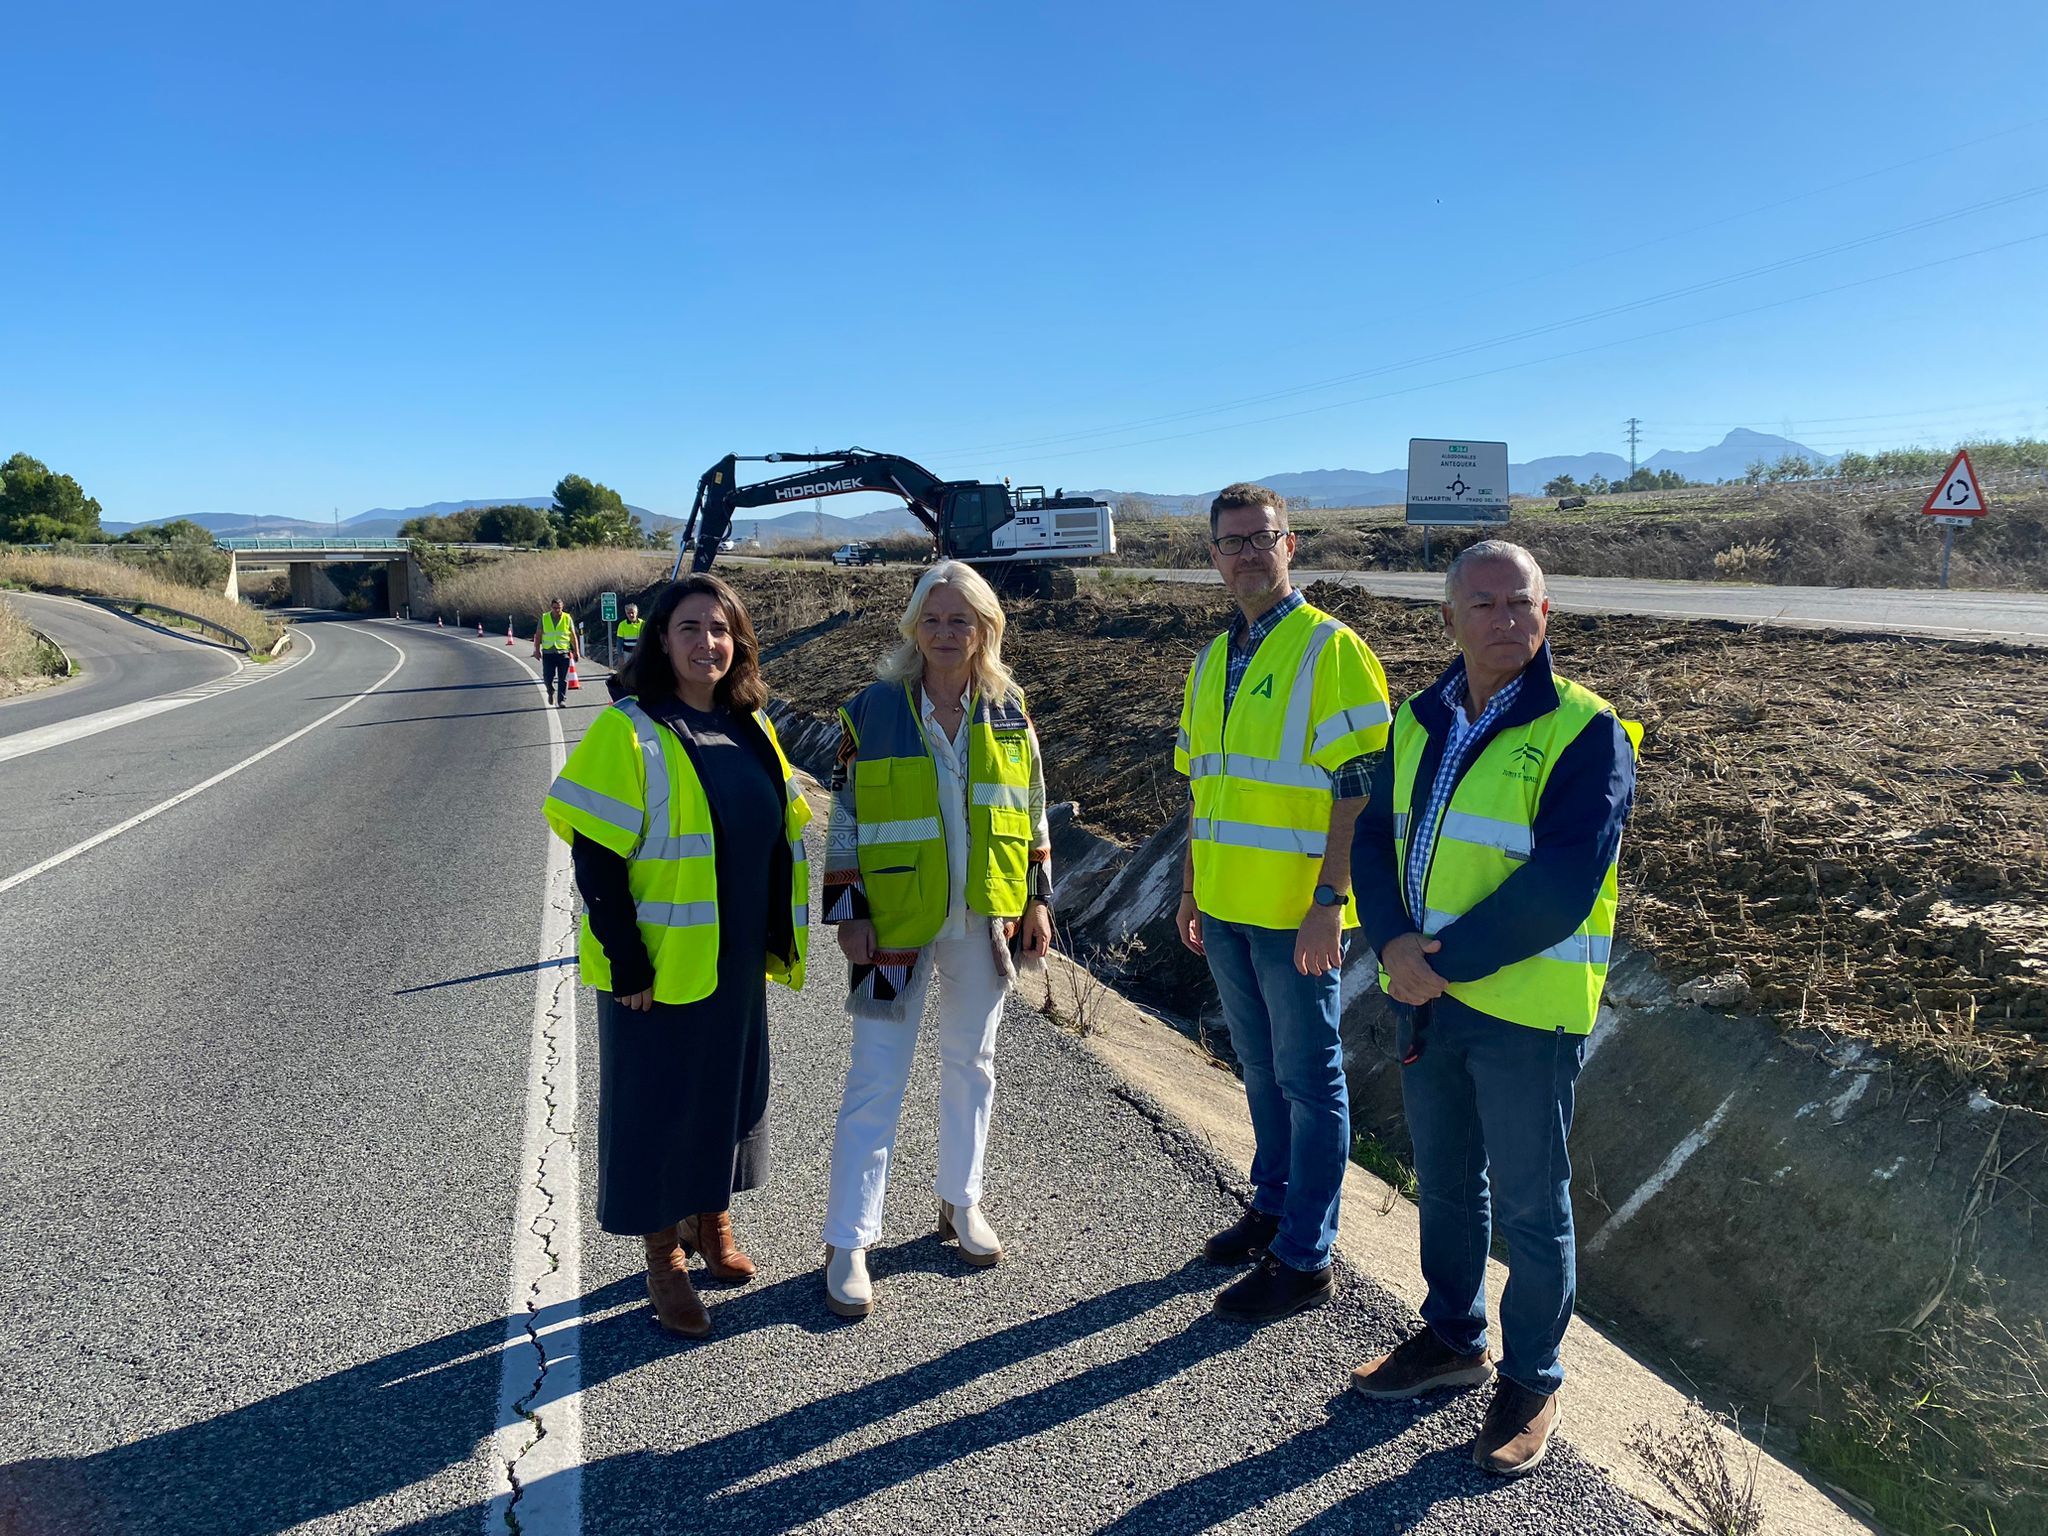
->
[101,497,661,539]
[98,431,1831,543]
[1106,430,1834,511]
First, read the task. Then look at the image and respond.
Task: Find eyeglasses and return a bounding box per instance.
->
[1211,530,1287,556]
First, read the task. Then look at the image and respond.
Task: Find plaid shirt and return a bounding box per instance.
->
[1404,661,1525,929]
[1224,589,1374,800]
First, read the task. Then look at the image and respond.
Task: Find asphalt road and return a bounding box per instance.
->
[0,591,240,739]
[1,616,1661,1535]
[1120,566,2048,644]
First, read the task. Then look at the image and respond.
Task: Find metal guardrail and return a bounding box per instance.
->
[81,595,253,653]
[214,537,410,551]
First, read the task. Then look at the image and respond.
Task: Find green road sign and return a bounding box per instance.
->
[599,591,618,622]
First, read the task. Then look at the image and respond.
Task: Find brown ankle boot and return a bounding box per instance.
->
[643,1226,710,1337]
[682,1210,757,1282]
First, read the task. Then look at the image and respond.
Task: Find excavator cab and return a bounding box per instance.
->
[936,484,1014,559]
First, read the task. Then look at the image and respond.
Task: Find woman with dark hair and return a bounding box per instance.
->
[543,574,811,1339]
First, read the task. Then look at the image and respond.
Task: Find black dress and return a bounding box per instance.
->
[574,697,788,1236]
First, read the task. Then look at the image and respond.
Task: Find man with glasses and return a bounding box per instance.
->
[1173,482,1392,1322]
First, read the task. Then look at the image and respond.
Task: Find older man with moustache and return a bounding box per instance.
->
[1348,540,1639,1478]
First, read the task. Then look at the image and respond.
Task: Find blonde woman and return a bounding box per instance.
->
[819,561,1054,1317]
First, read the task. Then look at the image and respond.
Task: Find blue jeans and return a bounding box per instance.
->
[1401,1003,1585,1396]
[1200,915,1349,1271]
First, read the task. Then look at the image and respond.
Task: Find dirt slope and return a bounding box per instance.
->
[735,565,2048,1108]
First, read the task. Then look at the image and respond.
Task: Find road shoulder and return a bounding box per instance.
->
[1032,952,1876,1536]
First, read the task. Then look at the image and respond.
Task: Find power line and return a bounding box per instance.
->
[1625,417,1642,477]
[936,229,2048,471]
[928,114,2048,444]
[935,183,2048,463]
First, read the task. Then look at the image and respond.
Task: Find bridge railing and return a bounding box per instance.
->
[215,537,411,551]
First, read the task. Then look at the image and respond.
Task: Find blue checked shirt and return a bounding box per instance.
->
[1222,589,1374,801]
[1404,660,1525,929]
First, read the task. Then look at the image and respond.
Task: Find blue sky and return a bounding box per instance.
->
[5,0,2045,522]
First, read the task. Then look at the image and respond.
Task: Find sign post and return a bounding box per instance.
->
[1406,439,1510,568]
[1919,450,1986,590]
[599,591,619,665]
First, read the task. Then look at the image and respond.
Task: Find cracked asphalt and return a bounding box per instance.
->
[2,613,1663,1535]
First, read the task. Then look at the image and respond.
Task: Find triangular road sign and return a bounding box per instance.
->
[1921,449,1986,516]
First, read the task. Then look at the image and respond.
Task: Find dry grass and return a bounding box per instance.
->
[0,550,286,656]
[419,549,674,635]
[1626,1403,1766,1536]
[1112,481,2048,591]
[0,599,69,689]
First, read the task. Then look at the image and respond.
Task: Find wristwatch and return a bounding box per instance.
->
[1313,883,1347,908]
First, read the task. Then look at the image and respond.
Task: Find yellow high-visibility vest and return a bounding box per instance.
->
[1175,601,1391,930]
[1383,674,1641,1034]
[838,680,1038,950]
[539,611,574,651]
[542,701,810,1003]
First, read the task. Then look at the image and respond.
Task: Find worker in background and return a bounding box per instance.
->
[819,560,1053,1320]
[1173,482,1391,1324]
[617,602,644,663]
[1349,540,1638,1479]
[541,574,810,1338]
[534,597,579,708]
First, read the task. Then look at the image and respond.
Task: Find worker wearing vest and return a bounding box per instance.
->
[1349,540,1638,1479]
[543,574,810,1339]
[617,604,644,662]
[819,561,1053,1319]
[534,597,579,709]
[1172,483,1392,1325]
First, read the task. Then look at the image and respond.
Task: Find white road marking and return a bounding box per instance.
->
[0,628,394,895]
[0,631,314,765]
[429,628,584,1535]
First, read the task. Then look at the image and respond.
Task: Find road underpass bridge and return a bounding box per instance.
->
[215,538,422,614]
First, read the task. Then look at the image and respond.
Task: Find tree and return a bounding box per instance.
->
[474,504,550,545]
[399,509,483,542]
[550,474,642,548]
[0,453,104,543]
[1584,473,1611,496]
[1543,474,1581,497]
[122,518,213,544]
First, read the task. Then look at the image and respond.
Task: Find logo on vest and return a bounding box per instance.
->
[1504,742,1546,783]
[1249,674,1274,700]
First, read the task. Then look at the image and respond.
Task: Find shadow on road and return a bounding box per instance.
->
[393,957,574,996]
[1,1258,1301,1536]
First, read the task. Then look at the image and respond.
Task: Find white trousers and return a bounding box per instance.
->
[822,933,1009,1250]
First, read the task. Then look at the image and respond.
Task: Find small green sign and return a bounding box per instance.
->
[599,591,618,622]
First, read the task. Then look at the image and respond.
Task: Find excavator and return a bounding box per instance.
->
[671,449,1116,595]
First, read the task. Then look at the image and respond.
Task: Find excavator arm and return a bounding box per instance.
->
[676,449,951,575]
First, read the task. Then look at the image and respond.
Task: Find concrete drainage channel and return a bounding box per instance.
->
[769,698,2047,1528]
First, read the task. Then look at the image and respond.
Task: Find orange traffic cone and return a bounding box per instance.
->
[436,616,444,627]
[566,657,581,690]
[477,623,484,635]
[505,622,515,646]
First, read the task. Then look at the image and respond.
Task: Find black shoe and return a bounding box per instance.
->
[1213,1253,1333,1322]
[1203,1207,1280,1266]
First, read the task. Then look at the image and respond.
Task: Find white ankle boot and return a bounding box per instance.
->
[938,1200,1003,1267]
[824,1244,872,1318]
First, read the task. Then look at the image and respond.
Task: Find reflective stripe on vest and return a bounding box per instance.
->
[541,700,811,1004]
[1382,675,1640,1034]
[839,679,1037,949]
[540,611,574,650]
[1176,603,1392,930]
